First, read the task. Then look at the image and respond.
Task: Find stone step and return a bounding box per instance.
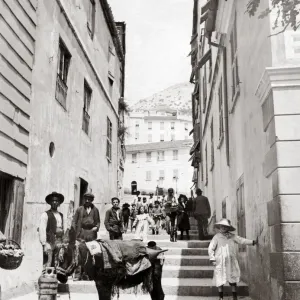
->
[162,265,214,278]
[3,292,253,300]
[98,234,204,241]
[167,247,208,255]
[58,279,249,297]
[163,255,210,266]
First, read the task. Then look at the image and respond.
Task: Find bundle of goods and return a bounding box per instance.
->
[0,239,24,270]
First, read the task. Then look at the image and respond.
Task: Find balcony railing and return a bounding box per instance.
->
[55,76,68,109]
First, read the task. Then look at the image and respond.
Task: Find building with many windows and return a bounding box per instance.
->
[0,0,126,296]
[189,0,300,299]
[124,140,194,196]
[126,108,193,144]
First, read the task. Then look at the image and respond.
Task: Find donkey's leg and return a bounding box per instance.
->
[150,263,165,300]
[95,280,113,300]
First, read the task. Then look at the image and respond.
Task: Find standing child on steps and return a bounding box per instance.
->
[208,219,258,300]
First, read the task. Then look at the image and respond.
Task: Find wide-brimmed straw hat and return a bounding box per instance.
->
[214,219,236,232]
[45,192,64,205]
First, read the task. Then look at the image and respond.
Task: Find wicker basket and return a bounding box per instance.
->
[0,240,24,270]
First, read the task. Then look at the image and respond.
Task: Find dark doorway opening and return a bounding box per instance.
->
[79,178,88,206]
[0,172,13,235]
[131,181,137,195]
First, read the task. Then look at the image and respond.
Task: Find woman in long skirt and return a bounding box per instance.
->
[177,195,190,240]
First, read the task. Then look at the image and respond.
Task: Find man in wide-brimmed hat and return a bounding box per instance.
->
[39,192,64,269]
[193,188,211,240]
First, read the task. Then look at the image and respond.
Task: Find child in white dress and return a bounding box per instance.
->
[132,206,155,242]
[208,219,258,300]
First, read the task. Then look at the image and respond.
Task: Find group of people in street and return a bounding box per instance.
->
[38,188,259,299]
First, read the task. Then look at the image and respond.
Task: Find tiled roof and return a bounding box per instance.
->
[126,140,193,153]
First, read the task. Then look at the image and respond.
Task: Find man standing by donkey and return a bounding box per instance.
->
[72,192,100,281]
[39,192,65,270]
[193,188,211,240]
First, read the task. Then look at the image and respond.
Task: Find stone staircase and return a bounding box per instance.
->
[58,219,251,300]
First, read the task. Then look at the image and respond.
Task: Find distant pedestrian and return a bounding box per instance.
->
[133,191,141,205]
[193,188,211,240]
[142,197,149,212]
[130,203,138,232]
[177,194,190,240]
[136,196,142,210]
[151,200,163,235]
[122,203,131,233]
[148,193,154,205]
[104,197,124,240]
[208,219,258,300]
[164,188,179,242]
[132,206,155,242]
[39,192,64,270]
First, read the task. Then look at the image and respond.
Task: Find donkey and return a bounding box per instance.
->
[56,228,167,300]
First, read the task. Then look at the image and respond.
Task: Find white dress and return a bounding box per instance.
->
[208,232,253,287]
[133,213,155,242]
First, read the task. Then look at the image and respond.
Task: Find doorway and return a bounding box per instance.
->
[79,178,88,206]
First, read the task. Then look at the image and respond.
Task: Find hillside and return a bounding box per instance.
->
[131,82,193,115]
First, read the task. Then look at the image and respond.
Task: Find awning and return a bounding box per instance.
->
[187,47,197,57]
[192,169,198,183]
[192,81,199,95]
[189,152,195,162]
[197,49,211,70]
[189,68,196,83]
[190,140,200,155]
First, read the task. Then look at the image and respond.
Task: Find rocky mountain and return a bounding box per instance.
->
[131,82,193,115]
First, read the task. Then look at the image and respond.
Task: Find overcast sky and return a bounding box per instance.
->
[108,0,193,103]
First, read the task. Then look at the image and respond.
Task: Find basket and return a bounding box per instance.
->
[0,240,24,270]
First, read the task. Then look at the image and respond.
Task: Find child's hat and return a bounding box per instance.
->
[214,218,236,232]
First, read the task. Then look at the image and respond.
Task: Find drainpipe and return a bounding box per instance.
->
[209,37,230,166]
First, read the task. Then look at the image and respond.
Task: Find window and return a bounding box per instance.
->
[171,122,175,129]
[159,170,165,180]
[218,79,224,142]
[56,39,71,109]
[148,134,152,142]
[157,151,165,161]
[160,134,164,142]
[146,171,152,181]
[171,133,175,141]
[106,117,112,161]
[173,169,178,179]
[237,175,246,252]
[160,122,164,130]
[205,144,208,185]
[87,0,96,38]
[173,150,178,160]
[148,122,152,129]
[210,119,214,170]
[82,81,92,135]
[146,152,152,162]
[222,198,227,218]
[135,121,139,128]
[132,153,137,163]
[230,13,240,101]
[108,77,114,97]
[135,132,139,140]
[203,66,207,112]
[184,122,188,130]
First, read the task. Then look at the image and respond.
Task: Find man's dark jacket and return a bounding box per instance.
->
[194,195,211,218]
[104,207,124,233]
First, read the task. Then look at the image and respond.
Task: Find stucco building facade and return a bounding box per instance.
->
[124,139,194,196]
[190,0,300,299]
[0,0,125,298]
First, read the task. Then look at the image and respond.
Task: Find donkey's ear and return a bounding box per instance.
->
[68,226,77,245]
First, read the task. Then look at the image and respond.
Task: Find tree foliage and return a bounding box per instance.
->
[246,0,300,34]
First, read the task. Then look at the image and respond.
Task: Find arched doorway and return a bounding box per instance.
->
[131,181,137,195]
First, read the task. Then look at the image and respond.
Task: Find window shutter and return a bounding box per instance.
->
[12,180,25,244]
